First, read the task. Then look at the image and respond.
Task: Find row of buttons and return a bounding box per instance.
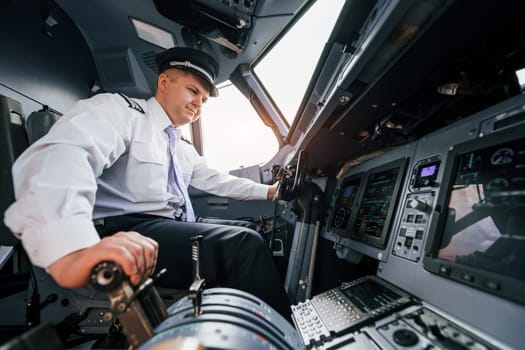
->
[405,213,425,223]
[312,289,362,333]
[292,300,331,346]
[438,265,501,291]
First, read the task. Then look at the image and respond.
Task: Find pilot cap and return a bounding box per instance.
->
[156,47,219,97]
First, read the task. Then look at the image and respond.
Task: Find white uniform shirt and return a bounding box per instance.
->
[4,93,269,268]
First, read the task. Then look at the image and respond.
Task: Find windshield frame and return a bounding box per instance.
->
[251,0,346,143]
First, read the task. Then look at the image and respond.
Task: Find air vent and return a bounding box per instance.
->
[142,51,158,74]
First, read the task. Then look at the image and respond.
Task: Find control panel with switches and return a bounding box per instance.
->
[393,191,435,262]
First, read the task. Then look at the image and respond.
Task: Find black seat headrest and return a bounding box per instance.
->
[25,107,59,144]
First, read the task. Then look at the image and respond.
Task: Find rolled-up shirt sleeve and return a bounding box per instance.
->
[4,94,131,268]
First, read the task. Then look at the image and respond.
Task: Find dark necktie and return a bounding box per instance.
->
[165,126,195,222]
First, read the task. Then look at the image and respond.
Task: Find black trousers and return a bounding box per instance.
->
[96,214,291,320]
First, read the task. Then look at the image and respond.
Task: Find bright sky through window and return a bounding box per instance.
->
[255,0,345,124]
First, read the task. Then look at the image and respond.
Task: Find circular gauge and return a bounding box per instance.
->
[491,148,514,165]
[333,208,348,228]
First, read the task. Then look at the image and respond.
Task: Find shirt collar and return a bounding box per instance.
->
[147,97,177,132]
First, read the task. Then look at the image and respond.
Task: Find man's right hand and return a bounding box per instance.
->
[47,231,158,288]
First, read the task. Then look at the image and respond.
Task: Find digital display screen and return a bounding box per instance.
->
[340,183,359,205]
[420,164,437,177]
[438,138,525,281]
[340,279,402,313]
[331,178,360,230]
[414,160,440,188]
[353,167,400,239]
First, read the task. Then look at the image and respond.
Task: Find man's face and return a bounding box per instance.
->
[155,69,210,127]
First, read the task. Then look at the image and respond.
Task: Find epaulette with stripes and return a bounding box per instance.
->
[117,93,145,114]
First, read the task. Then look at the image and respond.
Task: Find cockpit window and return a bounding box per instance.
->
[254,0,345,125]
[200,81,279,172]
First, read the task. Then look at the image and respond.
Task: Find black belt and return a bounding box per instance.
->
[94,212,184,230]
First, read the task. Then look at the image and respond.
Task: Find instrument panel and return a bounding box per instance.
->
[292,276,412,348]
[314,95,525,350]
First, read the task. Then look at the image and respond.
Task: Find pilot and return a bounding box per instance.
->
[4,47,291,319]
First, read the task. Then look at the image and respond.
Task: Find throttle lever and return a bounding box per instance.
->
[90,261,124,292]
[189,235,206,317]
[90,261,167,349]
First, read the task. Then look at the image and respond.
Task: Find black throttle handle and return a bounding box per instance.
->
[90,261,125,292]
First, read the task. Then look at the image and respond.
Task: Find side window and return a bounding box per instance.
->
[199,82,279,173]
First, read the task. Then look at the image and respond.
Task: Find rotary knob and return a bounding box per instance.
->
[408,198,428,212]
[393,329,419,347]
